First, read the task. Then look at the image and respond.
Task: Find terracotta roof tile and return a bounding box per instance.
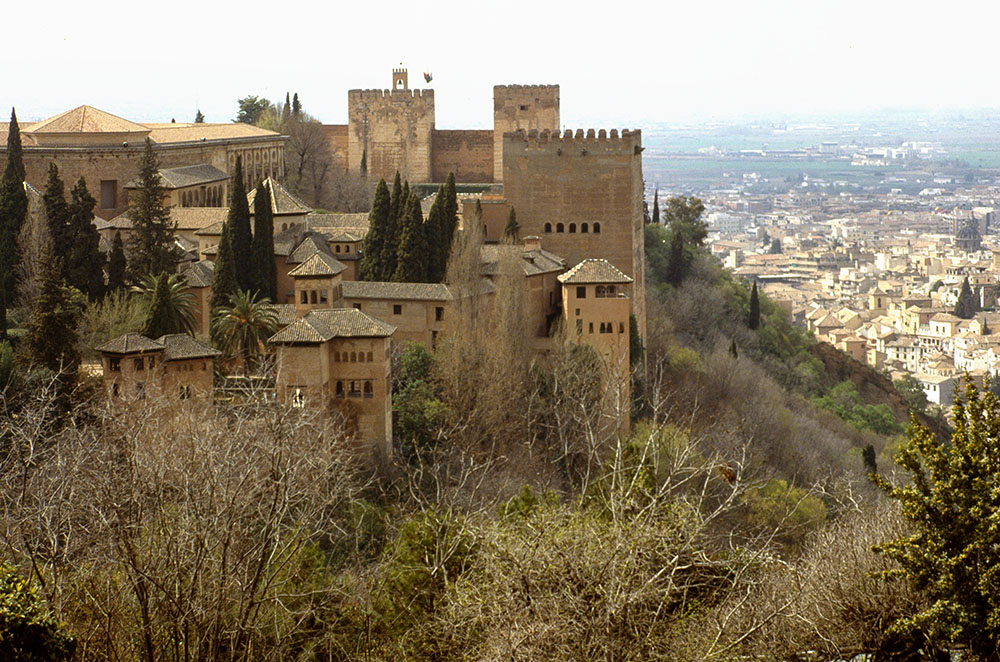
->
[268,308,395,343]
[156,334,221,360]
[247,177,312,215]
[288,252,347,277]
[342,281,454,301]
[126,164,228,190]
[181,260,215,288]
[557,259,633,284]
[25,105,149,134]
[95,333,164,354]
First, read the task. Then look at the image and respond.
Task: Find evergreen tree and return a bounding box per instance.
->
[292,93,302,117]
[65,178,105,300]
[106,231,127,293]
[664,195,707,247]
[360,148,367,178]
[982,316,991,336]
[769,237,783,254]
[42,163,70,263]
[666,229,685,286]
[652,189,660,224]
[227,156,254,291]
[629,314,644,368]
[0,108,28,340]
[251,181,277,301]
[874,379,1000,658]
[382,174,404,280]
[423,186,446,281]
[126,138,177,281]
[282,92,291,124]
[143,272,174,338]
[443,172,459,249]
[194,109,205,123]
[210,222,239,320]
[504,207,519,242]
[748,281,761,330]
[729,338,738,359]
[954,276,979,319]
[393,193,428,283]
[134,272,196,336]
[23,241,83,390]
[360,179,391,281]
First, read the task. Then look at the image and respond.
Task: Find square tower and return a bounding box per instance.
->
[493,85,559,183]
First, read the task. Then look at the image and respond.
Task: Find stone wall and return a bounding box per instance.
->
[323,124,349,172]
[502,128,646,335]
[347,89,435,183]
[493,85,560,183]
[431,129,493,183]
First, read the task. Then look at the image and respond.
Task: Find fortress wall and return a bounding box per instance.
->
[431,129,493,183]
[503,128,646,335]
[322,124,349,172]
[493,84,559,183]
[347,89,435,183]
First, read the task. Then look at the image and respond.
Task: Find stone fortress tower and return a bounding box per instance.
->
[492,85,560,182]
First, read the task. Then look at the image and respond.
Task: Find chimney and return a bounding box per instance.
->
[523,235,541,252]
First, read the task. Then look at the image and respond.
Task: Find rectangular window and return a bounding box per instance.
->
[589,322,594,334]
[134,357,144,371]
[393,304,402,315]
[320,289,328,304]
[310,290,317,304]
[435,307,444,321]
[300,290,308,304]
[109,357,121,372]
[576,319,583,335]
[136,382,145,400]
[576,286,586,299]
[100,180,117,209]
[353,303,362,310]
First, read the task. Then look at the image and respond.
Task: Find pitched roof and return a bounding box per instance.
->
[342,280,454,301]
[247,177,312,216]
[557,259,633,284]
[194,221,224,237]
[180,259,215,288]
[143,122,282,144]
[95,333,164,354]
[288,252,347,277]
[269,308,395,344]
[286,232,332,264]
[307,213,370,233]
[25,105,149,135]
[170,207,228,230]
[125,164,228,190]
[481,245,565,276]
[264,303,297,327]
[156,334,221,360]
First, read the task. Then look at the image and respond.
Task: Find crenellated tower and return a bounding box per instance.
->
[502,128,646,336]
[493,84,559,183]
[347,84,435,183]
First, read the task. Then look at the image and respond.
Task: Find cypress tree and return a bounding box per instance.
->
[211,222,239,317]
[292,93,302,117]
[382,174,404,280]
[360,148,367,178]
[360,179,390,281]
[194,109,205,123]
[143,272,173,338]
[282,92,291,124]
[504,207,519,241]
[393,193,428,283]
[251,181,277,301]
[24,241,82,391]
[107,231,127,293]
[442,172,459,263]
[228,157,253,291]
[0,108,28,340]
[42,163,70,263]
[954,276,979,319]
[66,178,105,300]
[423,186,446,281]
[126,138,177,281]
[629,313,644,367]
[652,189,660,225]
[748,281,761,330]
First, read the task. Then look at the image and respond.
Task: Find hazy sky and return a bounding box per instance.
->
[6,0,1000,128]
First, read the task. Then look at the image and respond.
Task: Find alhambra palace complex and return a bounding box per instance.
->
[1,68,646,454]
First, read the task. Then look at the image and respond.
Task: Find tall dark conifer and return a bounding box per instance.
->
[126,138,176,281]
[227,156,253,291]
[442,172,458,261]
[107,231,127,293]
[251,181,277,301]
[210,222,239,319]
[748,281,761,330]
[393,193,428,283]
[504,207,519,241]
[652,189,660,225]
[0,108,28,340]
[423,186,446,281]
[24,240,82,392]
[360,179,390,281]
[42,163,70,262]
[292,93,302,117]
[954,276,980,319]
[666,230,685,286]
[65,178,105,300]
[282,92,291,124]
[382,173,404,280]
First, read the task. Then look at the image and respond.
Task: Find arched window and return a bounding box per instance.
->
[544,222,552,233]
[596,285,606,297]
[593,222,601,234]
[282,223,288,231]
[569,223,576,233]
[599,322,606,333]
[335,381,344,398]
[333,351,340,362]
[336,245,341,253]
[350,351,357,362]
[364,381,373,398]
[556,223,564,233]
[367,351,373,362]
[581,223,589,233]
[619,322,625,333]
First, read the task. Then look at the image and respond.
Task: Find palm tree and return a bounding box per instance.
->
[211,290,278,376]
[132,272,197,337]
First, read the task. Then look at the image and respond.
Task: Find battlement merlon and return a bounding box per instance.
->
[493,84,560,92]
[348,89,434,101]
[503,128,642,150]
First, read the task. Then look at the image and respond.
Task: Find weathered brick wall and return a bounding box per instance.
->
[347,89,435,183]
[431,130,493,183]
[503,128,646,336]
[493,85,559,183]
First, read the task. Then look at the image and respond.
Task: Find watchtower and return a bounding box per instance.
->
[392,67,408,91]
[493,84,560,182]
